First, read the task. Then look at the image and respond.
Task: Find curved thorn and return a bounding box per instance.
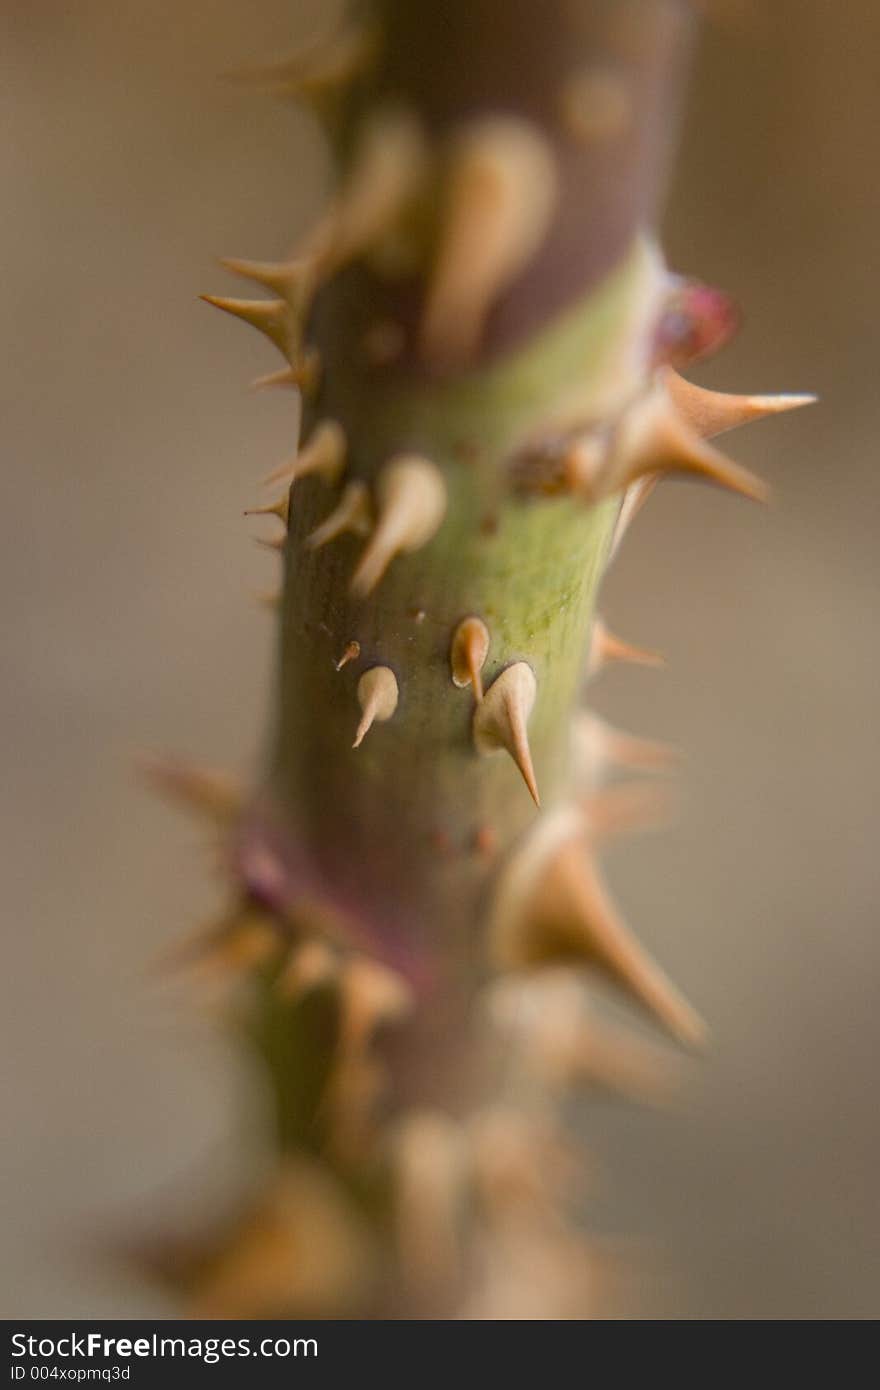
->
[353,667,399,748]
[350,456,446,598]
[450,617,490,701]
[308,481,372,550]
[661,366,816,440]
[473,663,540,806]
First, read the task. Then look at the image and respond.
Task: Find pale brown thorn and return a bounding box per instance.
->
[155,905,279,980]
[350,456,447,598]
[277,940,338,1000]
[420,116,558,366]
[488,804,705,1046]
[318,955,412,1164]
[296,420,346,485]
[599,722,678,772]
[188,1159,373,1319]
[219,254,316,312]
[251,348,321,396]
[582,782,676,843]
[392,1112,466,1300]
[222,19,379,103]
[473,663,540,806]
[251,365,297,390]
[608,476,656,562]
[610,384,769,503]
[467,1108,571,1223]
[337,956,413,1053]
[254,533,285,553]
[334,640,361,672]
[549,843,705,1047]
[310,106,430,277]
[569,1013,680,1104]
[606,368,812,560]
[136,752,241,824]
[495,834,705,1048]
[263,457,298,489]
[661,366,816,440]
[488,972,678,1104]
[353,667,399,748]
[264,420,347,491]
[308,481,372,550]
[574,712,679,777]
[244,492,289,527]
[200,294,289,354]
[450,616,490,701]
[588,618,664,675]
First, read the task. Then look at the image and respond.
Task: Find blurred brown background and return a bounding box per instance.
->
[1,0,877,1318]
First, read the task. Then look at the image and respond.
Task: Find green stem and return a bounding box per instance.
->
[270,241,660,993]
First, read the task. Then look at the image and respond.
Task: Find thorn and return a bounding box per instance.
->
[573,712,678,781]
[254,533,285,553]
[294,421,347,485]
[596,383,770,503]
[282,891,361,955]
[491,826,705,1047]
[251,365,296,390]
[223,18,380,108]
[625,386,767,500]
[350,456,447,598]
[473,663,540,806]
[311,106,430,275]
[392,1112,466,1300]
[549,842,706,1046]
[335,639,361,672]
[488,972,678,1104]
[450,616,490,701]
[244,491,289,528]
[568,1011,680,1103]
[218,255,320,394]
[661,366,816,439]
[588,618,664,675]
[319,956,413,1164]
[582,782,675,842]
[251,348,321,396]
[308,481,372,550]
[264,420,347,492]
[136,752,241,824]
[262,458,296,490]
[607,477,656,563]
[155,904,280,981]
[467,1108,571,1221]
[188,1159,373,1319]
[219,254,316,316]
[353,667,398,748]
[337,956,413,1053]
[420,116,558,366]
[277,940,338,999]
[605,369,809,559]
[200,294,289,355]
